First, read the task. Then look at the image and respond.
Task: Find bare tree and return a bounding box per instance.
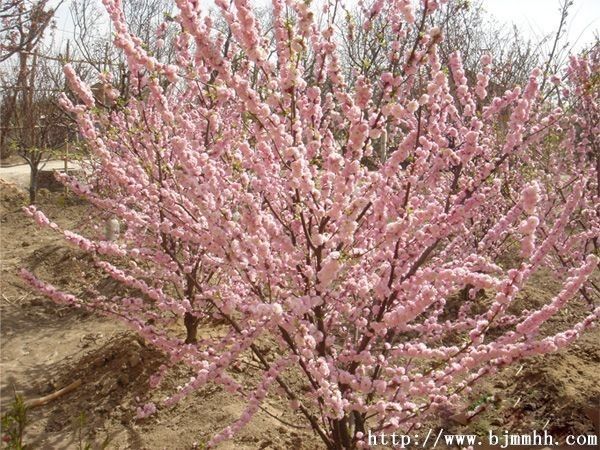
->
[0,0,71,203]
[434,0,541,92]
[1,0,58,158]
[68,0,178,100]
[0,0,56,62]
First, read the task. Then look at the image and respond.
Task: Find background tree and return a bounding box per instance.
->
[0,0,58,160]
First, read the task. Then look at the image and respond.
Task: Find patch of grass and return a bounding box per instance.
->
[1,391,28,449]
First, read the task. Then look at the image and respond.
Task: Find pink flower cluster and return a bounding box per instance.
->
[22,1,600,448]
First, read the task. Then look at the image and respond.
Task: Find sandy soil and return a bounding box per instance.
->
[1,179,598,449]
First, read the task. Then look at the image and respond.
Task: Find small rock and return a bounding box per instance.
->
[450,412,469,425]
[29,298,45,307]
[40,383,53,395]
[79,332,103,348]
[102,380,115,394]
[117,373,130,386]
[128,353,141,368]
[21,241,30,247]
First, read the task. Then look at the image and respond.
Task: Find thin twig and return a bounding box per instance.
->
[24,379,82,408]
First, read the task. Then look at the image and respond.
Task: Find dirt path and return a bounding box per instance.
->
[0,161,81,189]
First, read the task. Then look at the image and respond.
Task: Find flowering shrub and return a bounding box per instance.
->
[21,0,599,448]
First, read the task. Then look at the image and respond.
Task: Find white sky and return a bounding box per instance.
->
[51,0,600,53]
[484,0,599,51]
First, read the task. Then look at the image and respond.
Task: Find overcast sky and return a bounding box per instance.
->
[484,0,599,51]
[52,0,600,53]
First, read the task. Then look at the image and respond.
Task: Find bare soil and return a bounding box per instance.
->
[1,179,598,449]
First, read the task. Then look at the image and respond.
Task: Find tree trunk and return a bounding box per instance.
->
[184,311,199,344]
[29,166,38,204]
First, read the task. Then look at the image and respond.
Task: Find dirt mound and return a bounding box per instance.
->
[24,333,165,444]
[0,179,27,213]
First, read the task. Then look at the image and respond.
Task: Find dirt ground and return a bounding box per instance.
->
[1,179,598,449]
